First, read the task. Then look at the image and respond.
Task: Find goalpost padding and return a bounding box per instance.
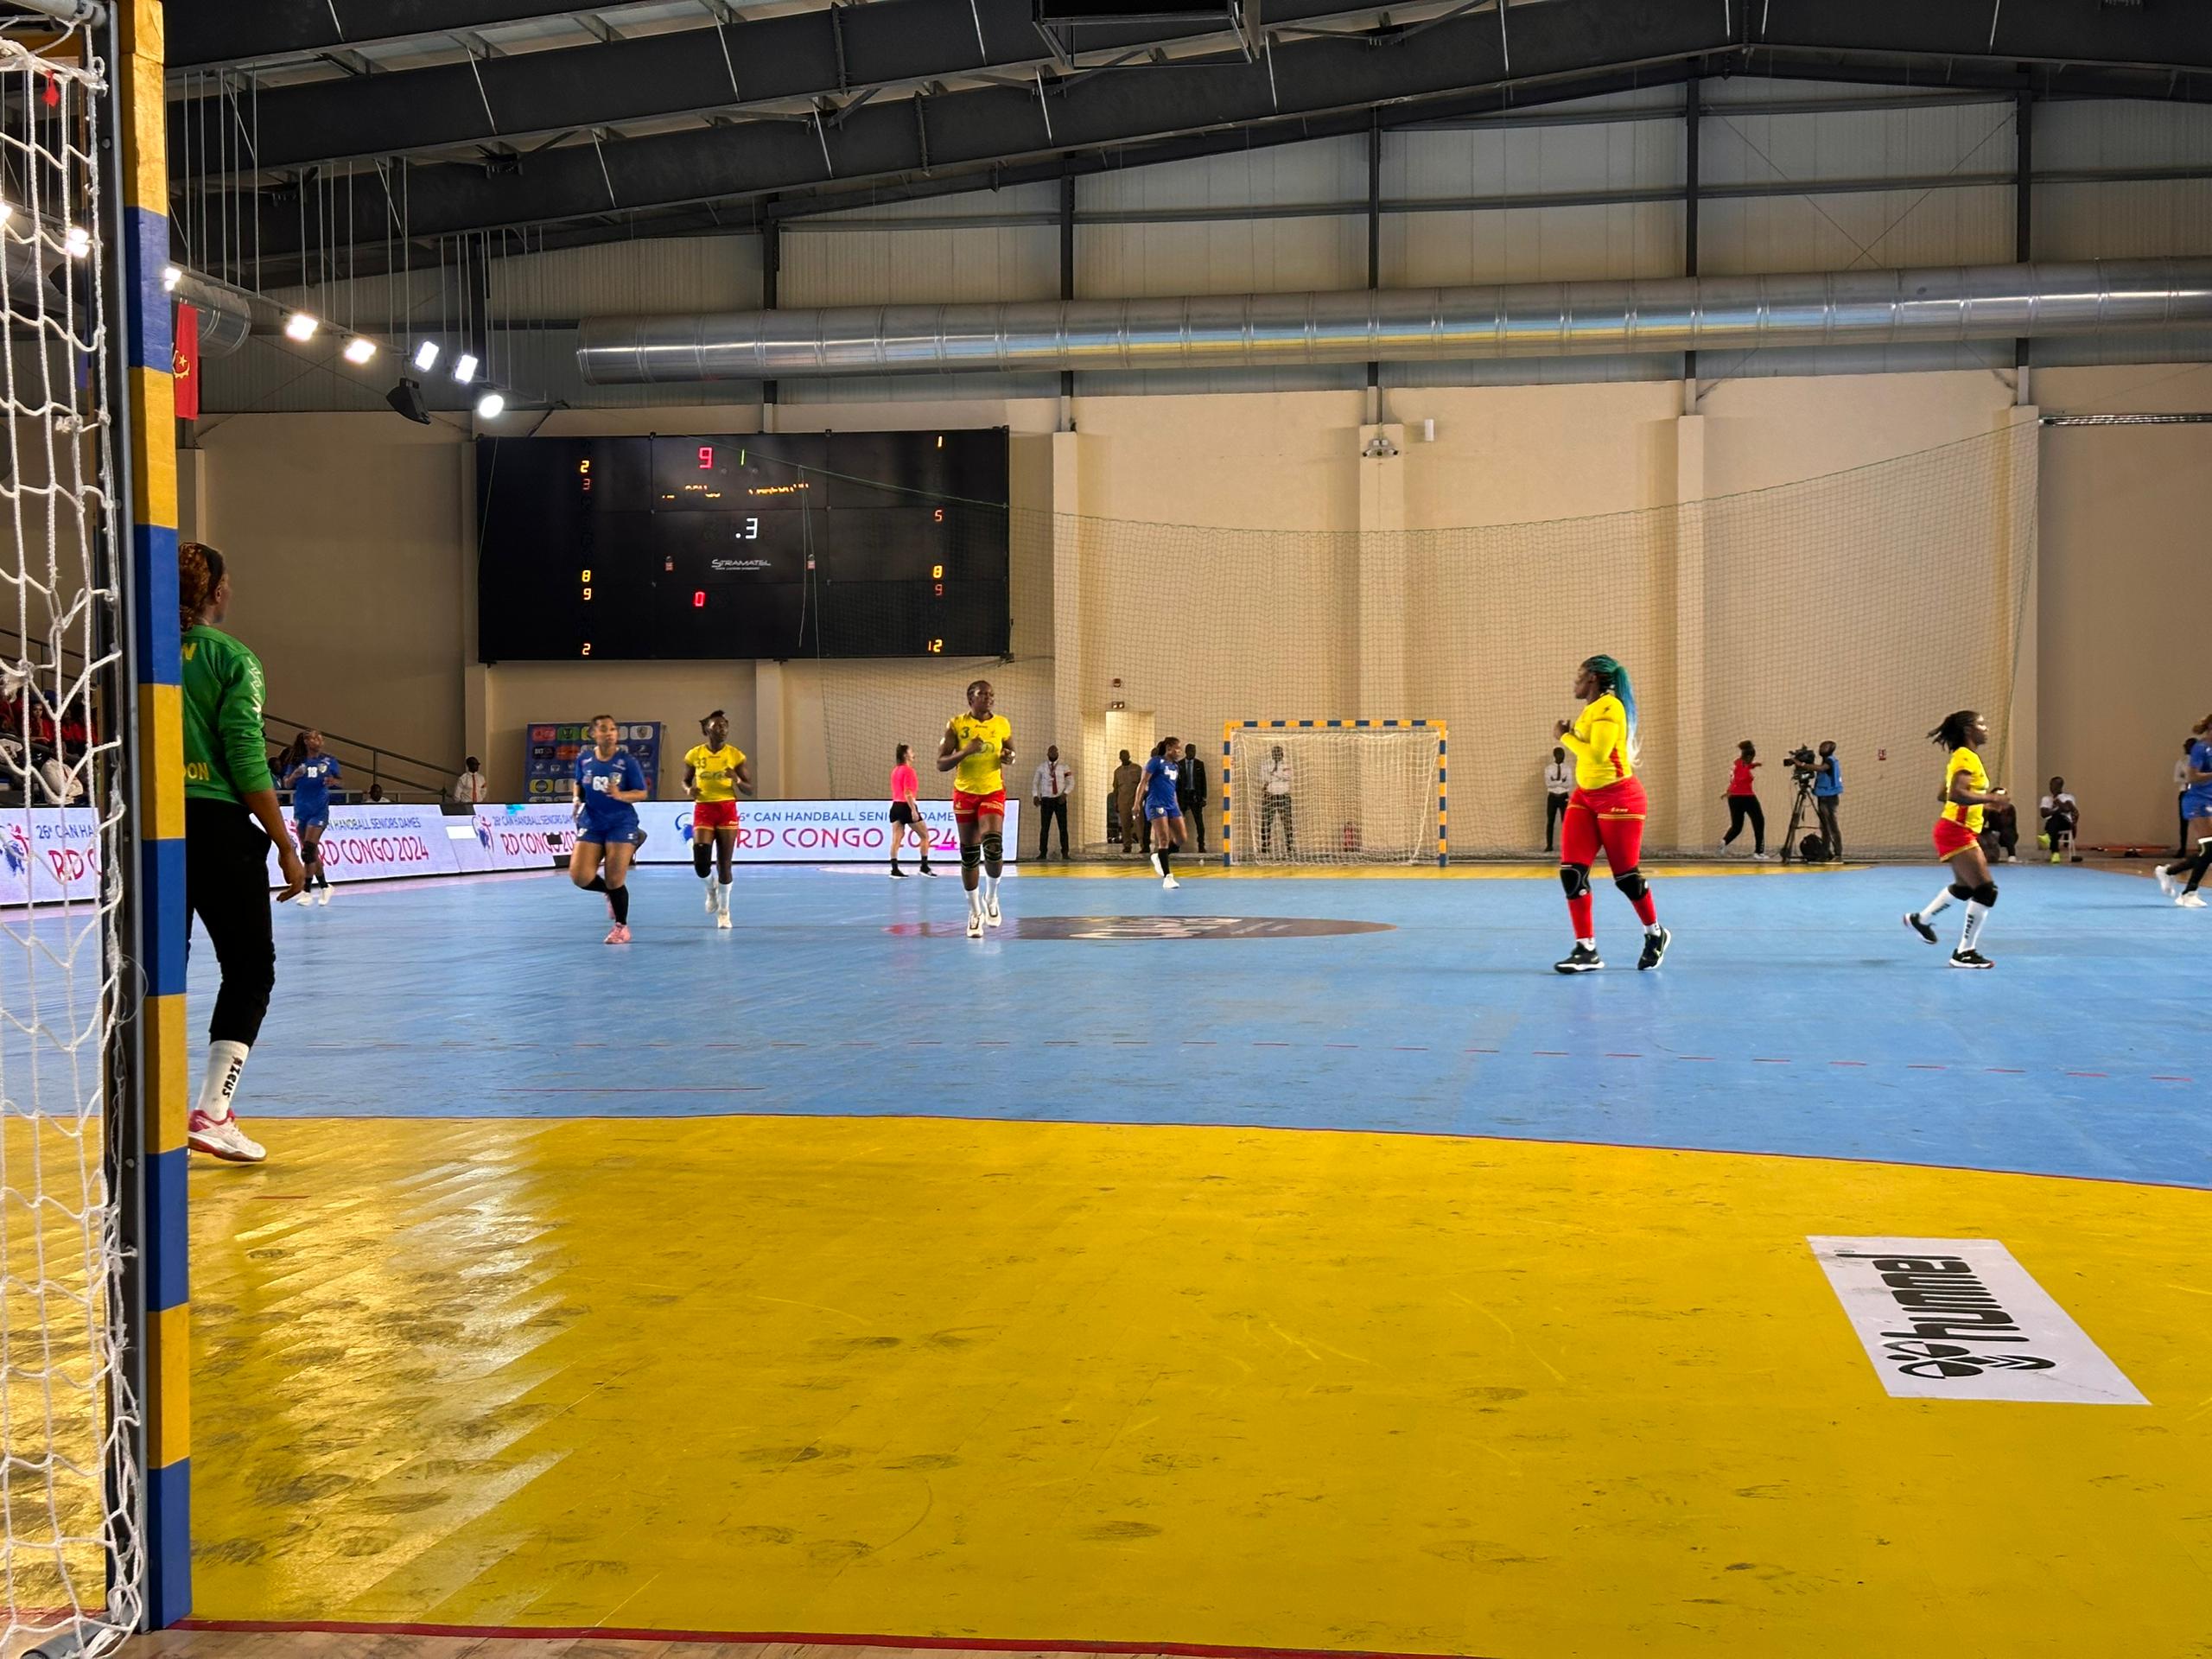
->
[1224,721,1446,867]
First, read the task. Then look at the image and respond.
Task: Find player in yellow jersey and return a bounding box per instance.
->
[938,677,1014,938]
[1904,709,2008,968]
[683,709,753,930]
[1553,653,1669,973]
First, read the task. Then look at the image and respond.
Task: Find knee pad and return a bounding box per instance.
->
[1612,868,1648,904]
[960,842,982,870]
[692,842,711,877]
[982,831,1004,866]
[1559,864,1592,900]
[1948,881,1974,900]
[1972,881,1999,906]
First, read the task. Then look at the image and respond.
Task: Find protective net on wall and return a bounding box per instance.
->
[0,26,143,1656]
[813,423,2036,861]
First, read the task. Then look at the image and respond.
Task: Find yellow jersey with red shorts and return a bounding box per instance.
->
[686,741,746,830]
[1932,746,1987,858]
[949,713,1011,819]
[1559,692,1647,861]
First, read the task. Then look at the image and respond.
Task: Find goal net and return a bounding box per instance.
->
[1225,721,1443,866]
[0,22,143,1656]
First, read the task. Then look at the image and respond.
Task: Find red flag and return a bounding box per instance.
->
[171,300,199,420]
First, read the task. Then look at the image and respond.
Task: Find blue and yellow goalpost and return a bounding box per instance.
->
[1221,719,1448,868]
[110,0,190,1629]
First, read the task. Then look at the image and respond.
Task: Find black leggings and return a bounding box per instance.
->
[186,798,276,1047]
[1723,795,1765,853]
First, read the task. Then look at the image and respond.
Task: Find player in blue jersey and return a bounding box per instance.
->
[281,729,342,906]
[2157,713,2212,908]
[1141,737,1185,891]
[569,713,650,943]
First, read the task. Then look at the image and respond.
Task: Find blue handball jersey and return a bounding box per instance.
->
[2187,741,2212,815]
[576,749,646,828]
[289,754,340,816]
[1142,756,1181,810]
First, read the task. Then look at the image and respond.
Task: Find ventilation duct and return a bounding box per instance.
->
[168,269,254,358]
[577,258,2212,384]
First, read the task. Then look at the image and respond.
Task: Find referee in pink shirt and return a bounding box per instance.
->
[888,743,936,878]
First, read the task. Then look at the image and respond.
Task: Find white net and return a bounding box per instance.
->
[1225,724,1442,866]
[0,24,143,1658]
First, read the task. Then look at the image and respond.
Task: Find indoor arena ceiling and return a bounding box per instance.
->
[167,0,2212,275]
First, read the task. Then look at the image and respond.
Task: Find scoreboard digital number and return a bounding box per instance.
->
[475,429,1009,662]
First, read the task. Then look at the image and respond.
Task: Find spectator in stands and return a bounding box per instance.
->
[454,756,489,804]
[2179,738,2198,857]
[1260,744,1295,855]
[2040,776,2081,862]
[1112,749,1142,854]
[1814,740,1844,860]
[366,782,386,804]
[1543,746,1572,852]
[1032,744,1071,860]
[1178,742,1210,853]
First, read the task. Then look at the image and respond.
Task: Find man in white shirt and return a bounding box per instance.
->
[1031,744,1072,860]
[452,756,489,804]
[2038,775,2081,863]
[1259,745,1294,855]
[1543,746,1573,852]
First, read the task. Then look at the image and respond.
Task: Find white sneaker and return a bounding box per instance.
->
[715,908,733,929]
[1163,874,1179,890]
[2179,893,2208,909]
[293,889,315,906]
[1752,852,1774,862]
[188,1110,266,1164]
[985,895,1002,928]
[965,909,983,938]
[2156,865,2181,897]
[316,887,331,906]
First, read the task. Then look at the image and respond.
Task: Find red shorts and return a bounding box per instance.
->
[1560,776,1648,870]
[1567,777,1647,822]
[952,788,1007,822]
[691,799,740,830]
[1932,817,1980,858]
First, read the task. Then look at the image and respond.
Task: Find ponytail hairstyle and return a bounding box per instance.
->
[1929,710,1980,751]
[895,742,911,764]
[1737,739,1756,760]
[1581,654,1638,761]
[177,540,225,632]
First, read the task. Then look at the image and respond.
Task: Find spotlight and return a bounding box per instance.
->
[283,312,318,342]
[412,340,439,372]
[452,352,479,384]
[474,390,505,419]
[62,225,88,257]
[385,377,431,425]
[161,264,181,293]
[342,337,377,365]
[0,201,13,227]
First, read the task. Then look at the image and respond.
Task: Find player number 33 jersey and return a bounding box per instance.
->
[950,714,1011,794]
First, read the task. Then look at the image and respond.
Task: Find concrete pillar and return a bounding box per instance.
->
[1671,413,1707,851]
[1999,403,2040,804]
[459,441,488,776]
[1048,432,1099,844]
[756,660,787,798]
[1356,423,1408,720]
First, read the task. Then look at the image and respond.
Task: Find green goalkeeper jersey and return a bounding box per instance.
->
[181,624,274,804]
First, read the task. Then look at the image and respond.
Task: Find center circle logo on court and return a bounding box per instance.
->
[885,915,1394,940]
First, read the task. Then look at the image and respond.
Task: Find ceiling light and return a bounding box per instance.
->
[161,264,181,293]
[474,390,505,419]
[342,337,377,365]
[283,312,318,342]
[412,340,439,372]
[62,225,88,257]
[0,201,18,228]
[453,353,480,384]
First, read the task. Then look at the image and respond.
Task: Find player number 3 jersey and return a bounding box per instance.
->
[950,713,1011,794]
[685,742,746,802]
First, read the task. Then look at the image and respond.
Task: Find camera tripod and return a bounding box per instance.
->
[1779,769,1824,864]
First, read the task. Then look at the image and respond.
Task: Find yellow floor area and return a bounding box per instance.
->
[189,1118,2212,1657]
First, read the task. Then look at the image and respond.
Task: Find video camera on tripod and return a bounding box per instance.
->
[1778,744,1828,863]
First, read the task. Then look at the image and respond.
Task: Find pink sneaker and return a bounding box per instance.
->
[603,923,632,944]
[188,1109,266,1163]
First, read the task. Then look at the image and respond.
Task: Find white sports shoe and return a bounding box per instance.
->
[1163,874,1180,890]
[985,894,1002,927]
[188,1110,266,1164]
[2179,892,2207,909]
[2156,865,2181,897]
[293,889,315,906]
[715,908,733,929]
[316,887,331,906]
[965,909,984,939]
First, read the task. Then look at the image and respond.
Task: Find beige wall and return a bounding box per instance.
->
[180,365,2205,849]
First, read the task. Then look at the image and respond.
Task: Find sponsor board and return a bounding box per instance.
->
[0,806,103,906]
[267,805,461,885]
[886,915,1394,940]
[524,721,662,801]
[632,798,1022,865]
[1808,1236,2146,1405]
[459,803,582,872]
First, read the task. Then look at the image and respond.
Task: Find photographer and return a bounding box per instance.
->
[1720,740,1770,859]
[1813,741,1843,860]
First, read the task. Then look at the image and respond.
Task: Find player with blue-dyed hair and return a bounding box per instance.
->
[1553,653,1668,974]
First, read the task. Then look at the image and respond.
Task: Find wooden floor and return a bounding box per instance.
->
[126,1638,1134,1659]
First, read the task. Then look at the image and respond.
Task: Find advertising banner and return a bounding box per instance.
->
[454,803,582,873]
[0,806,103,906]
[632,798,1021,865]
[522,721,662,801]
[267,804,460,886]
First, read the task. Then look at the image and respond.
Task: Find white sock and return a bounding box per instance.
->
[716,879,731,911]
[1960,900,1991,952]
[1577,937,1595,950]
[196,1039,250,1122]
[967,885,982,915]
[1646,921,1663,935]
[1920,887,1957,920]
